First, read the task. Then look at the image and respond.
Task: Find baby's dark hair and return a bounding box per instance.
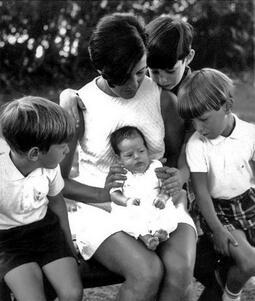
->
[0,96,75,154]
[89,13,147,87]
[178,68,234,120]
[110,126,147,155]
[146,16,194,69]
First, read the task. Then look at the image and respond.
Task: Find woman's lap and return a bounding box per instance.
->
[158,223,197,267]
[93,231,163,278]
[69,203,123,260]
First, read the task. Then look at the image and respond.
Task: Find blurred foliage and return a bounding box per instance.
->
[0,0,254,93]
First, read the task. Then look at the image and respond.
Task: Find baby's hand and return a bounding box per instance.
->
[153,196,167,209]
[127,198,140,206]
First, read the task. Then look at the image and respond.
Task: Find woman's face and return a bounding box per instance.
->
[108,54,147,99]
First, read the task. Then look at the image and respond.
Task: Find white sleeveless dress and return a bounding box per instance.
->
[69,76,195,259]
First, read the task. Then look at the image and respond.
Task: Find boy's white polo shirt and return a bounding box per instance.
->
[186,115,255,199]
[0,152,64,229]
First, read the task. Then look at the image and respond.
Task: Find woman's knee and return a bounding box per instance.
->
[162,248,194,291]
[127,254,163,290]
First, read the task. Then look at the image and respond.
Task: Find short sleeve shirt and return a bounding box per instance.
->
[0,152,64,229]
[186,115,255,199]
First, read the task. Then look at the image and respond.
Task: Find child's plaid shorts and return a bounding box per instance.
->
[201,187,255,246]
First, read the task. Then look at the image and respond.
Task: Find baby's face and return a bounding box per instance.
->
[118,135,150,174]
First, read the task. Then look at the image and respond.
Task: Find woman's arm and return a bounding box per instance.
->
[156,90,187,196]
[160,90,185,167]
[60,99,110,204]
[191,172,238,255]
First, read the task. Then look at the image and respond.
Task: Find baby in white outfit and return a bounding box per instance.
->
[110,126,185,250]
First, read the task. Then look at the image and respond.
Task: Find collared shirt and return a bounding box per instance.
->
[186,114,255,199]
[0,152,64,229]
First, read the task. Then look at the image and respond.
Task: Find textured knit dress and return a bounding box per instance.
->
[68,76,195,259]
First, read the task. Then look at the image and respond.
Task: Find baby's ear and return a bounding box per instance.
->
[27,147,39,162]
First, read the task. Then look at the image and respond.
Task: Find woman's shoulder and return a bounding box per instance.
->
[78,77,98,96]
[142,76,159,91]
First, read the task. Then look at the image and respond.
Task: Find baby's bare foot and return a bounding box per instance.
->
[154,229,168,242]
[140,234,159,251]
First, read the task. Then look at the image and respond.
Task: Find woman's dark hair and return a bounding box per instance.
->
[110,126,147,156]
[146,16,194,70]
[88,13,147,87]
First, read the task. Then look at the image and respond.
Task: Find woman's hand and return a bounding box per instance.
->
[104,164,127,192]
[155,166,184,197]
[59,89,86,127]
[212,227,238,256]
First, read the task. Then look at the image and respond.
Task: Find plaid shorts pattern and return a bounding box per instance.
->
[201,187,255,246]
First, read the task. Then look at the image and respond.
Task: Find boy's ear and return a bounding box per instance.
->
[27,147,40,162]
[185,49,195,66]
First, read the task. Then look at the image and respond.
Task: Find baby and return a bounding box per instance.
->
[110,126,185,250]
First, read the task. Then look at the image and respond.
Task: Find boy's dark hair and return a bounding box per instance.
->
[178,68,234,120]
[110,126,147,155]
[0,96,75,154]
[88,13,147,87]
[146,16,193,69]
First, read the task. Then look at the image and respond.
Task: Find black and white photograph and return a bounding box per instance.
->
[0,0,254,300]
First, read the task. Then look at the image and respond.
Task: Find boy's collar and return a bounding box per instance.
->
[4,151,42,180]
[206,114,242,145]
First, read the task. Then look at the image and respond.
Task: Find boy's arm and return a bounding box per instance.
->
[48,193,78,258]
[191,172,238,255]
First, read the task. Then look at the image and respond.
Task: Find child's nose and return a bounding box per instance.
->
[134,152,140,159]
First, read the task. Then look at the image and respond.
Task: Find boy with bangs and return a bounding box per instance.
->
[178,68,255,301]
[0,96,83,301]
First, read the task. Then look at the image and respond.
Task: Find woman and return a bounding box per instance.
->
[60,13,196,301]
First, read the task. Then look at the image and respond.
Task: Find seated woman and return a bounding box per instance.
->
[60,13,197,301]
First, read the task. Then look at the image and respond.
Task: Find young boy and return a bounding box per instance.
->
[110,126,180,251]
[0,96,83,301]
[178,68,255,301]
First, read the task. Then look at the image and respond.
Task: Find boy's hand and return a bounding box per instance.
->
[127,198,140,206]
[153,196,167,209]
[213,227,238,256]
[59,89,86,128]
[155,166,183,196]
